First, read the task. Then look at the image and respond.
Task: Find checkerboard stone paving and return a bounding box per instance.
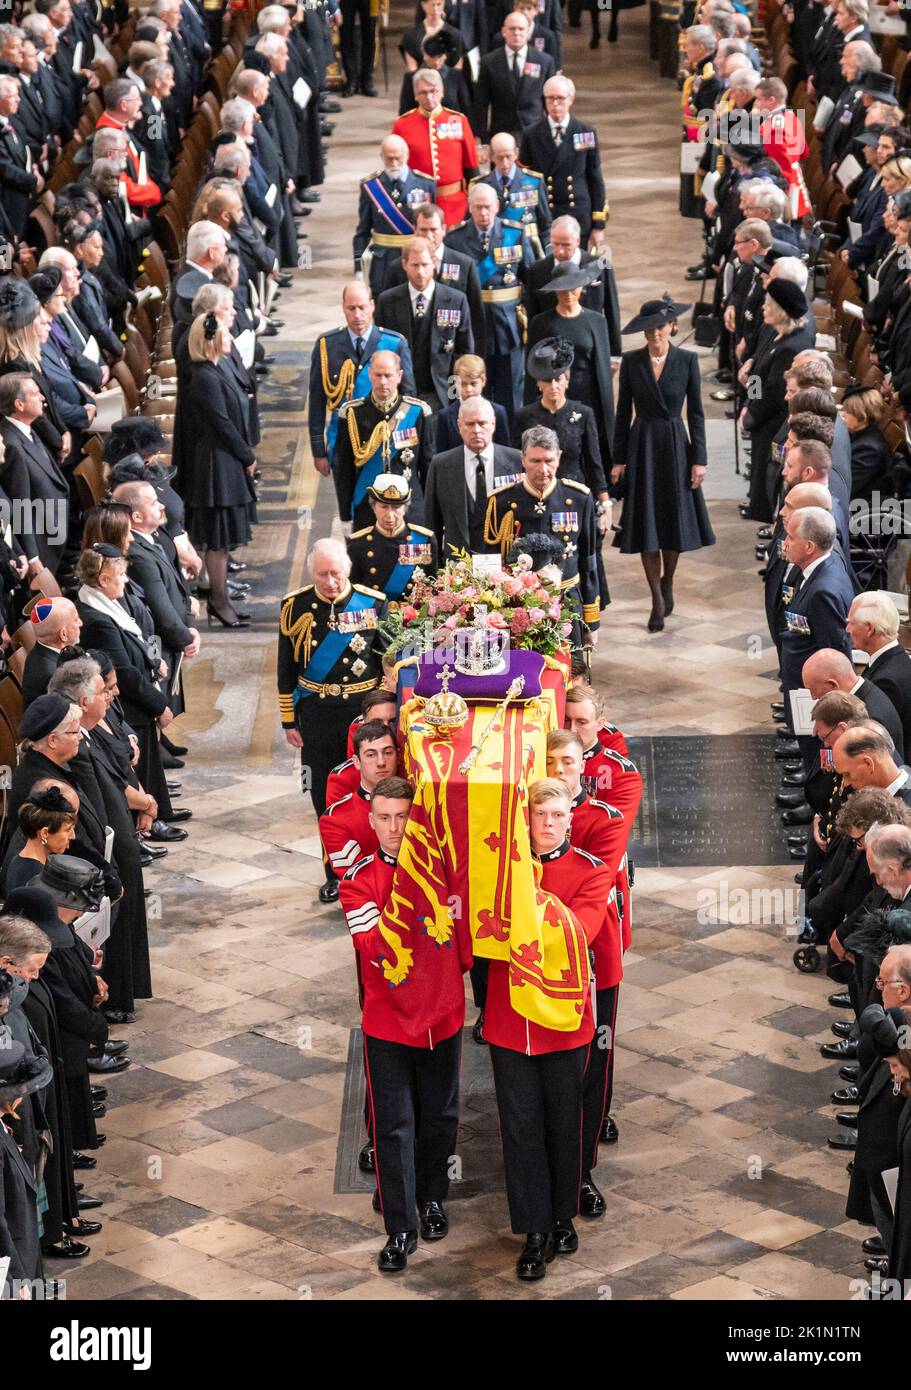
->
[48,12,874,1301]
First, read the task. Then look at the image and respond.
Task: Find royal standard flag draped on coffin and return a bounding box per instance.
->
[374,689,590,1034]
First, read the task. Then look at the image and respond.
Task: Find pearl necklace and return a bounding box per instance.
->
[649,352,668,366]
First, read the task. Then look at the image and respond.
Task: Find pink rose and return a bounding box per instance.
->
[402,604,418,622]
[521,571,539,590]
[548,600,561,621]
[562,621,573,636]
[501,575,523,597]
[443,614,460,631]
[509,608,531,635]
[461,587,477,601]
[527,607,545,625]
[487,611,507,629]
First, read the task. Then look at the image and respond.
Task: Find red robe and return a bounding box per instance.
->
[339,850,464,1046]
[391,105,480,227]
[318,787,377,876]
[326,757,360,807]
[95,112,162,211]
[483,844,611,1056]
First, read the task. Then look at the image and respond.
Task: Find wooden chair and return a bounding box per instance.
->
[109,360,141,413]
[0,676,23,748]
[6,647,25,690]
[10,622,35,655]
[74,453,108,508]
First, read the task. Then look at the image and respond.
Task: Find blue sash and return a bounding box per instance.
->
[385,527,430,598]
[363,176,415,235]
[293,589,378,704]
[476,224,524,288]
[327,330,401,460]
[351,401,423,515]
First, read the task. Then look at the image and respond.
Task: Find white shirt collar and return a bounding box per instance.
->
[549,116,566,136]
[799,553,828,582]
[850,676,863,694]
[886,767,910,796]
[186,259,213,278]
[464,445,494,500]
[508,44,527,68]
[6,417,33,440]
[869,639,900,665]
[408,280,434,309]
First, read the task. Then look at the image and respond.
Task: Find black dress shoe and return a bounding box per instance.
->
[827,1129,857,1150]
[553,1221,578,1254]
[101,1039,129,1056]
[837,1111,860,1126]
[777,789,809,808]
[319,877,339,903]
[863,1235,886,1255]
[789,845,807,860]
[846,1160,854,1174]
[87,1054,130,1074]
[102,1009,135,1025]
[92,1101,106,1118]
[77,1194,104,1210]
[781,761,802,773]
[139,846,167,866]
[685,265,715,281]
[770,701,785,714]
[377,1230,417,1272]
[319,97,342,113]
[714,368,733,384]
[145,820,188,842]
[831,1020,853,1039]
[781,772,807,787]
[90,1086,107,1101]
[472,1011,486,1044]
[517,1232,555,1280]
[361,82,378,96]
[165,780,182,795]
[601,1114,619,1144]
[65,1217,102,1237]
[840,1064,859,1081]
[756,526,772,540]
[358,1141,375,1174]
[822,1039,857,1059]
[787,832,808,844]
[88,1133,106,1148]
[772,710,786,723]
[160,749,185,769]
[832,1086,859,1104]
[72,1152,96,1170]
[777,725,797,739]
[418,1200,448,1240]
[782,805,813,824]
[298,189,321,203]
[829,992,853,1009]
[42,1237,90,1259]
[865,1256,888,1274]
[161,739,188,756]
[579,1176,606,1218]
[160,808,192,824]
[776,741,800,758]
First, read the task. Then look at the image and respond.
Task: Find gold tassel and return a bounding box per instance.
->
[483,497,515,556]
[347,409,391,469]
[321,338,357,412]
[280,604,315,666]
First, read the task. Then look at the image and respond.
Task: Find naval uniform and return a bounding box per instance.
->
[472,163,553,258]
[277,581,384,827]
[334,392,433,529]
[352,168,437,299]
[518,115,608,244]
[307,325,416,468]
[347,520,438,606]
[483,475,603,631]
[341,848,464,1237]
[484,842,611,1233]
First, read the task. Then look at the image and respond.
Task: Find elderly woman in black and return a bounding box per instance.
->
[525,261,615,451]
[612,294,714,630]
[183,313,258,628]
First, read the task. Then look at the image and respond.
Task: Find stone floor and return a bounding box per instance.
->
[54,11,872,1301]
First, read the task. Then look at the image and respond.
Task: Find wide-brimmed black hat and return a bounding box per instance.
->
[724,139,768,167]
[539,261,602,295]
[28,267,63,305]
[767,277,808,319]
[0,277,39,331]
[854,124,887,149]
[35,855,105,913]
[622,292,691,335]
[857,71,898,105]
[0,1023,55,1104]
[104,417,168,463]
[526,336,575,380]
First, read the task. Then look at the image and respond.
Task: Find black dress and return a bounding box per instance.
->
[399,21,463,65]
[4,855,42,893]
[525,307,615,450]
[613,344,715,555]
[183,360,257,552]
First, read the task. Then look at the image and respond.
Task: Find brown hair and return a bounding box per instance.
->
[834,786,911,837]
[528,777,573,808]
[812,690,867,727]
[75,547,127,588]
[842,388,885,428]
[547,729,584,754]
[81,502,132,554]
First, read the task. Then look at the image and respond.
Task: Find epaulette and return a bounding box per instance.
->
[571,845,604,867]
[330,757,355,775]
[281,584,313,602]
[325,793,353,815]
[590,797,623,819]
[361,170,383,184]
[344,853,375,881]
[349,526,374,540]
[408,523,434,538]
[517,163,543,180]
[448,217,470,233]
[353,583,386,600]
[403,394,432,417]
[603,748,636,772]
[560,478,591,494]
[339,395,366,416]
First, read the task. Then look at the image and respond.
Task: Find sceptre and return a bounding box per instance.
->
[458,676,525,775]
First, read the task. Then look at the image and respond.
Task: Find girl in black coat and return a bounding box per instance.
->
[183,314,258,627]
[612,295,715,631]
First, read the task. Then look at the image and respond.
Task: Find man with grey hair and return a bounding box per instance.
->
[277,538,386,901]
[848,592,911,753]
[425,394,523,558]
[391,68,480,229]
[781,505,855,712]
[519,73,608,245]
[446,182,533,422]
[170,219,229,333]
[482,424,602,642]
[821,39,881,171]
[525,213,621,348]
[0,72,43,235]
[352,134,435,296]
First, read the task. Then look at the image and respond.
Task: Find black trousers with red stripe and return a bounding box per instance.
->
[490,1042,587,1234]
[581,984,619,1175]
[364,1029,461,1236]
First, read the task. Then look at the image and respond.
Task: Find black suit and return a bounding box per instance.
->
[0,419,70,574]
[475,45,555,143]
[865,644,911,756]
[0,120,38,237]
[855,677,905,763]
[374,282,473,410]
[0,1122,41,1292]
[385,245,487,359]
[21,643,60,709]
[126,530,193,689]
[424,443,523,558]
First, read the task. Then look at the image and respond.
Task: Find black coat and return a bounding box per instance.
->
[21,643,60,710]
[743,323,816,522]
[613,345,715,555]
[0,419,70,573]
[38,915,108,1079]
[76,601,168,730]
[0,1121,41,1291]
[849,425,893,505]
[474,45,555,143]
[518,115,607,241]
[374,282,474,409]
[865,645,911,758]
[183,361,257,509]
[890,1097,911,1283]
[385,245,486,359]
[847,1058,905,1227]
[856,677,905,763]
[525,307,615,449]
[21,973,79,1243]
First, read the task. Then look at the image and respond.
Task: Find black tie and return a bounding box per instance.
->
[512,52,520,85]
[473,455,487,529]
[354,336,365,360]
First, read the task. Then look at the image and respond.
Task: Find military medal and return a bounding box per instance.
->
[351,658,368,677]
[350,633,367,654]
[400,448,415,464]
[503,269,516,285]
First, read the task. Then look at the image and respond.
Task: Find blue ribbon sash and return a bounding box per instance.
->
[293,590,379,704]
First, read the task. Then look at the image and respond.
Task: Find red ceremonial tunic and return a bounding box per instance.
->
[391,105,480,227]
[95,112,162,210]
[319,786,377,876]
[596,722,628,757]
[582,745,642,951]
[340,850,464,1047]
[569,791,630,989]
[326,757,360,807]
[759,109,810,219]
[483,843,611,1056]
